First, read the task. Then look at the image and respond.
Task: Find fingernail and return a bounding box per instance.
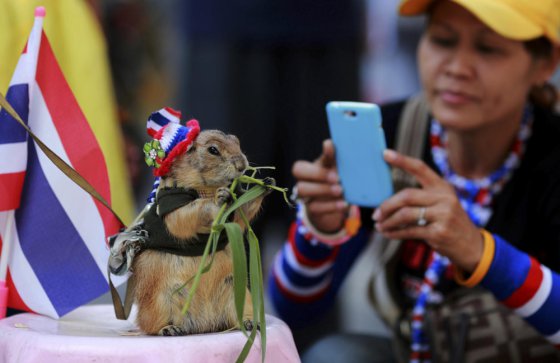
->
[372,208,381,221]
[331,184,343,195]
[384,149,397,161]
[327,171,338,183]
[336,200,348,209]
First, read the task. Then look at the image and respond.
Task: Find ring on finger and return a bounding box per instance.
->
[417,206,428,226]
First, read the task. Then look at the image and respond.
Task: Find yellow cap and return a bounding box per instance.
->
[399,0,560,44]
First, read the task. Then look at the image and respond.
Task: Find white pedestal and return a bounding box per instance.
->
[0,305,300,363]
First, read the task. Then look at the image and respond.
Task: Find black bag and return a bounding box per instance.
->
[425,288,560,363]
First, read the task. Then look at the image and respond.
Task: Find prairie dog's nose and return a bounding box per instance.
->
[233,155,247,172]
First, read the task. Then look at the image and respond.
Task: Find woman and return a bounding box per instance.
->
[269,0,560,362]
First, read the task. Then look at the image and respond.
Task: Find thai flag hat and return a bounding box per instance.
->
[143,107,200,178]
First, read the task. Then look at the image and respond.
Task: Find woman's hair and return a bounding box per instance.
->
[525,37,558,109]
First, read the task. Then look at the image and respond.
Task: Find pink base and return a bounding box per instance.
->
[0,280,7,319]
[0,304,300,363]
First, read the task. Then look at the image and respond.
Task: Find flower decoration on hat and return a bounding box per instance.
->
[144,107,200,177]
[143,140,165,168]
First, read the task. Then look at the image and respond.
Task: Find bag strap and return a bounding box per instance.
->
[378,94,430,264]
[368,94,431,333]
[392,93,430,190]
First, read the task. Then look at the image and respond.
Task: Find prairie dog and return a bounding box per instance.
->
[132,130,268,336]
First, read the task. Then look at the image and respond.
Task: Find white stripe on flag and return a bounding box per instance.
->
[147,119,162,133]
[10,53,32,86]
[159,108,180,123]
[0,211,58,317]
[0,142,28,173]
[515,266,552,318]
[10,15,43,90]
[28,86,108,278]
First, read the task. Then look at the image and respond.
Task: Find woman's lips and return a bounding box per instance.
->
[436,89,478,105]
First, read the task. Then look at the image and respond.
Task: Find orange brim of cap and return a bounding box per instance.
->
[399,0,559,44]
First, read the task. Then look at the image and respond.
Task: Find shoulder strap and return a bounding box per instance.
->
[392,93,430,190]
[369,94,431,330]
[379,94,430,262]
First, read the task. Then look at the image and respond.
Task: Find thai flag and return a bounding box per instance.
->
[0,8,123,318]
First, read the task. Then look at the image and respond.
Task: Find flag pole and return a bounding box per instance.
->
[0,213,15,318]
[0,7,45,318]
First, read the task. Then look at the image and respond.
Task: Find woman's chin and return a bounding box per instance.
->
[431,102,482,130]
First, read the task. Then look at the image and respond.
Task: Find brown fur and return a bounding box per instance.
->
[132,130,265,335]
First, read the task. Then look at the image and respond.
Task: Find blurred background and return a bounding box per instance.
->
[96,0,423,211]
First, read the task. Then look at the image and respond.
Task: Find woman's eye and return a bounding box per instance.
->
[208,146,220,156]
[476,44,501,55]
[430,36,456,48]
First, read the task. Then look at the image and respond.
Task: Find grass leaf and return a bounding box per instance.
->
[248,229,267,361]
[221,185,267,223]
[224,222,248,335]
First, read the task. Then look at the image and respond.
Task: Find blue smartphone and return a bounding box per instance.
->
[326,101,393,207]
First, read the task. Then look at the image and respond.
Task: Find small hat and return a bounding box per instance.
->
[399,0,560,44]
[143,107,200,177]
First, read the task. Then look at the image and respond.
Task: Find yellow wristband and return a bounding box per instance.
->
[454,229,495,287]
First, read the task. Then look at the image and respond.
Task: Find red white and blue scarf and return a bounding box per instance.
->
[409,106,533,363]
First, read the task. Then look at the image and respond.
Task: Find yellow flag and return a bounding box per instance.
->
[0,0,134,224]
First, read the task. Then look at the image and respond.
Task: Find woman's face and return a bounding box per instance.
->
[418,2,551,131]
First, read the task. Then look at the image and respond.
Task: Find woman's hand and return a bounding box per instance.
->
[373,149,484,273]
[292,139,349,233]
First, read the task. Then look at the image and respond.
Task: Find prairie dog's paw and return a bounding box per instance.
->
[158,325,186,336]
[243,319,260,332]
[263,177,276,194]
[263,177,276,187]
[215,187,232,206]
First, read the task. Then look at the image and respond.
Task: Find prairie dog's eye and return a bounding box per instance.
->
[208,146,220,156]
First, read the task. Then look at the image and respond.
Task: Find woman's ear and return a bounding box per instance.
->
[529,46,560,108]
[535,45,560,85]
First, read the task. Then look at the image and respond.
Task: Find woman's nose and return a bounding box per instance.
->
[444,46,475,80]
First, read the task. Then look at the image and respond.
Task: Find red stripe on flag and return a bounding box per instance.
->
[503,257,543,309]
[22,42,28,54]
[0,172,26,211]
[164,107,181,118]
[35,32,122,236]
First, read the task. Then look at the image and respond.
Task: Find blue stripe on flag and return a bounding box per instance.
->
[149,112,173,128]
[0,84,29,143]
[167,126,188,152]
[15,145,108,316]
